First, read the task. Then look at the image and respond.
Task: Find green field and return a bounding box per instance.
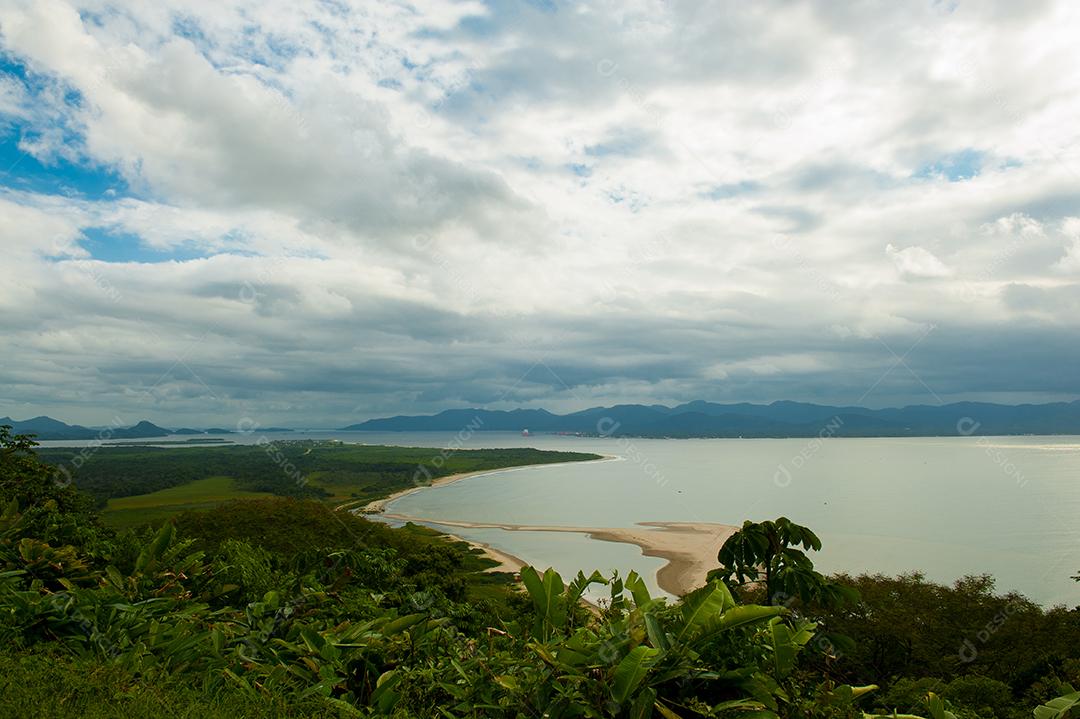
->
[103,476,275,528]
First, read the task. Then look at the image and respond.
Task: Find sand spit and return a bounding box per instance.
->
[378,515,737,596]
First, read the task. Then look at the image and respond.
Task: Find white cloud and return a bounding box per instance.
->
[886,244,952,279]
[1053,217,1080,272]
[1,0,1079,424]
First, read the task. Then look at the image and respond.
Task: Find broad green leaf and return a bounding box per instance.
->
[520,566,565,640]
[643,612,670,651]
[135,523,175,573]
[625,571,654,608]
[519,566,546,607]
[926,692,958,719]
[697,604,784,643]
[770,619,796,678]
[567,569,607,605]
[381,613,427,636]
[674,581,734,644]
[1034,688,1080,719]
[612,646,660,704]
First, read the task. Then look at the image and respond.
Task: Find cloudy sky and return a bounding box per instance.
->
[1,0,1079,427]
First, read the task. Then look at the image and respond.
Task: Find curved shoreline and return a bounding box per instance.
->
[353,456,621,576]
[426,527,530,574]
[358,455,620,514]
[380,514,736,596]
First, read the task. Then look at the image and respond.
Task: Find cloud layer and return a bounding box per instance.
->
[1,0,1079,426]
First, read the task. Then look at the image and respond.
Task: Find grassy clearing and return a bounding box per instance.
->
[103,476,273,528]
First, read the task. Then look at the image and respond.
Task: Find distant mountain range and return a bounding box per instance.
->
[341,400,1080,437]
[7,399,1080,440]
[0,416,174,440]
[0,416,293,441]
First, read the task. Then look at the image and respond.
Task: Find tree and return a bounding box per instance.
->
[709,517,856,608]
[0,425,96,545]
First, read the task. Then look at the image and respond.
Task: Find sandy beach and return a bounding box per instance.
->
[379,513,736,596]
[351,456,620,574]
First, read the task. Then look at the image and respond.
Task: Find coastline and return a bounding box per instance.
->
[357,468,504,514]
[357,455,618,514]
[352,456,619,573]
[438,529,529,573]
[380,514,736,596]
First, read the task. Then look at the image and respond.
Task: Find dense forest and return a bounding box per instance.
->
[2,426,1079,718]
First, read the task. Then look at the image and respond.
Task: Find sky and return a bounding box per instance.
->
[1,0,1079,428]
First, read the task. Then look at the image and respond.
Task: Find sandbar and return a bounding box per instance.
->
[379,514,736,596]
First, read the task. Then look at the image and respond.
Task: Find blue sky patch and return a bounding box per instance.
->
[172,14,211,48]
[77,227,216,263]
[0,53,30,83]
[0,131,128,200]
[0,55,129,200]
[914,148,984,182]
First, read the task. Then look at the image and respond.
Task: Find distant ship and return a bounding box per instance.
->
[521,428,530,436]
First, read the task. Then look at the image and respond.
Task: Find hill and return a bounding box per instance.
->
[342,399,1080,437]
[0,416,177,440]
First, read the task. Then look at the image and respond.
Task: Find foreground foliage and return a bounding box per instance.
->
[2,426,1078,718]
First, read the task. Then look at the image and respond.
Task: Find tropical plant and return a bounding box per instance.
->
[709,517,858,608]
[1036,686,1080,719]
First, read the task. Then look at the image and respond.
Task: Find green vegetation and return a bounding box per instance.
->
[103,476,276,528]
[0,649,357,719]
[713,519,1080,719]
[810,573,1080,717]
[3,426,1079,718]
[34,441,601,523]
[709,517,858,608]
